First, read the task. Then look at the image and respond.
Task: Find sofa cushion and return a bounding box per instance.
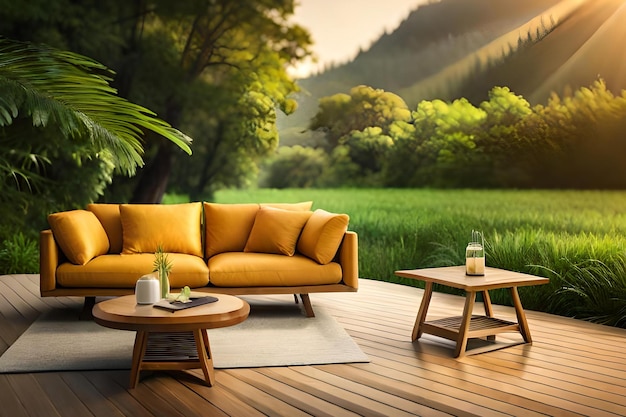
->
[57,253,209,288]
[120,203,203,256]
[48,210,110,265]
[260,201,313,211]
[244,207,312,256]
[208,252,342,287]
[297,209,349,264]
[204,201,313,257]
[204,203,260,258]
[87,203,123,253]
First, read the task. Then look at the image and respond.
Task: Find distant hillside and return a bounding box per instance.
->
[420,0,626,105]
[279,0,626,144]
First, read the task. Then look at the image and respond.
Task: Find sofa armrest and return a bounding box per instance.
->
[40,229,60,293]
[338,231,358,289]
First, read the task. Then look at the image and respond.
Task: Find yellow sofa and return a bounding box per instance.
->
[39,202,358,317]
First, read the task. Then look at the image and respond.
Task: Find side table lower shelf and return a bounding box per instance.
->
[422,315,520,341]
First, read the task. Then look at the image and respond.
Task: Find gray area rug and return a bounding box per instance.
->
[0,302,368,373]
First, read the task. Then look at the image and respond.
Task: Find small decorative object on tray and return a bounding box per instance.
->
[153,245,172,299]
[135,274,160,305]
[153,295,218,312]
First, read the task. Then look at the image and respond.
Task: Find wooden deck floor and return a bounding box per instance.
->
[1,274,625,417]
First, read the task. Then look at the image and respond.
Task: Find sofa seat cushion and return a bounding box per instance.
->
[57,253,209,288]
[208,252,342,287]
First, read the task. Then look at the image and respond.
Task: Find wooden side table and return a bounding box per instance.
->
[92,293,250,388]
[395,266,549,357]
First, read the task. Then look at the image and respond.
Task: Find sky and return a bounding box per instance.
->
[288,0,430,78]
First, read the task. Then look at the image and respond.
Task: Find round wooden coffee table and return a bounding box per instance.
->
[92,293,249,388]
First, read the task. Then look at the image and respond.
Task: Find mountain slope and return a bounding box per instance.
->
[279,0,626,141]
[456,0,626,104]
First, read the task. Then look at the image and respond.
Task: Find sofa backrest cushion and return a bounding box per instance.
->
[87,203,123,253]
[259,201,313,211]
[204,201,313,257]
[120,203,203,256]
[48,210,110,265]
[204,203,260,258]
[244,207,312,256]
[297,209,349,264]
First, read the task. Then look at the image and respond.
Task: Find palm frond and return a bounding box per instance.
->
[0,37,192,175]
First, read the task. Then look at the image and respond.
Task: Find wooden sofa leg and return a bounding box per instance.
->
[80,296,96,320]
[299,293,315,318]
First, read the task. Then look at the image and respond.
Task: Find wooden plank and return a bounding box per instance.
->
[318,362,564,417]
[0,375,30,417]
[0,280,39,321]
[6,374,63,417]
[226,368,363,417]
[270,365,454,417]
[215,370,314,416]
[107,372,188,417]
[259,366,436,417]
[142,377,232,417]
[7,274,80,311]
[60,372,127,417]
[84,371,155,417]
[34,373,95,417]
[176,370,267,416]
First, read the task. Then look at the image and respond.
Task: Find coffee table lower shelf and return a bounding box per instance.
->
[132,329,214,388]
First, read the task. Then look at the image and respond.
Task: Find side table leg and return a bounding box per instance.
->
[194,329,215,386]
[481,290,493,317]
[412,281,434,341]
[482,290,496,342]
[130,331,148,389]
[454,291,476,358]
[510,287,532,343]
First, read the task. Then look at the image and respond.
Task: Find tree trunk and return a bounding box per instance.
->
[130,139,173,203]
[130,96,182,204]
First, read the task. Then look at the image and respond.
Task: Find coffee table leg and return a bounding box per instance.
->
[510,287,532,343]
[130,331,148,389]
[454,291,476,358]
[412,281,433,341]
[193,329,215,386]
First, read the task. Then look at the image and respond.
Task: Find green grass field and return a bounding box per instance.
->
[202,188,626,327]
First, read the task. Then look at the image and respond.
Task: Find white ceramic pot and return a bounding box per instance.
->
[135,274,160,304]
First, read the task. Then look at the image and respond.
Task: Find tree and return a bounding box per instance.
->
[405,97,486,187]
[0,37,192,233]
[0,0,313,202]
[476,86,534,186]
[260,145,328,188]
[310,85,411,152]
[526,79,626,188]
[121,1,312,202]
[337,127,394,184]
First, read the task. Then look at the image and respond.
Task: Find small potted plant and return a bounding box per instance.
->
[153,245,172,299]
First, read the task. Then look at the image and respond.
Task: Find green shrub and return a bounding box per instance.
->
[260,146,329,188]
[0,232,39,274]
